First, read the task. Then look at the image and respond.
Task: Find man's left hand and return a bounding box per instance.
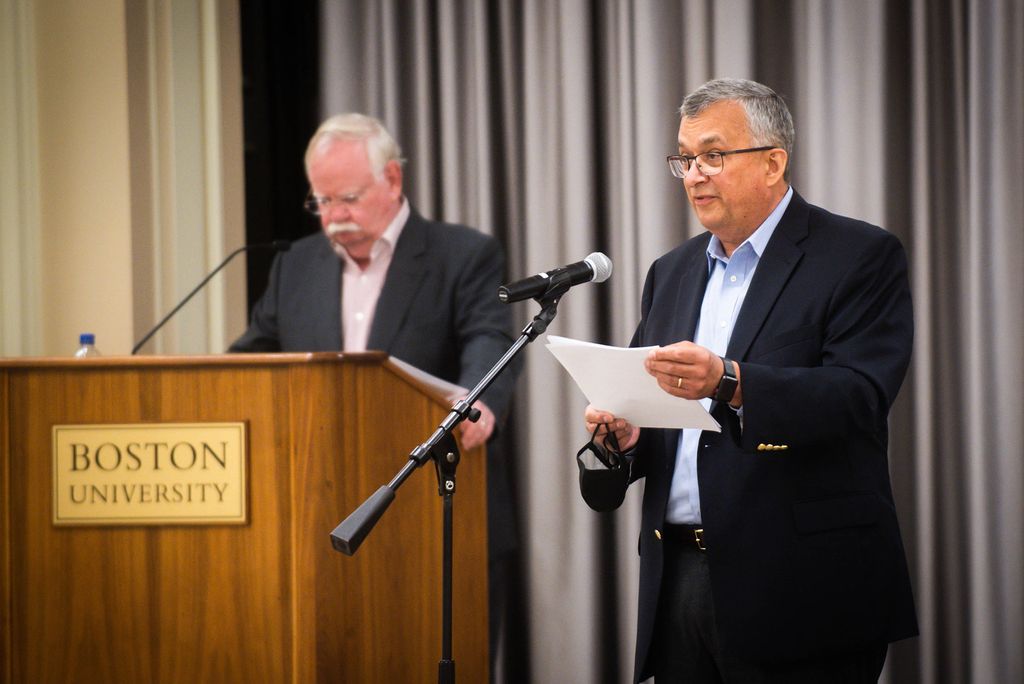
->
[458,399,496,450]
[645,341,724,400]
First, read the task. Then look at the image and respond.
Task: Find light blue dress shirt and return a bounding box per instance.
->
[665,186,794,524]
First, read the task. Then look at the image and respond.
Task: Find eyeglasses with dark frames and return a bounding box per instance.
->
[666,146,776,178]
[577,422,625,469]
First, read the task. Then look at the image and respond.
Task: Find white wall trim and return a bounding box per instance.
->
[0,0,42,355]
[128,0,246,355]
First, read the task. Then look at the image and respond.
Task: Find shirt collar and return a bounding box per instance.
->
[335,197,410,267]
[377,197,409,255]
[706,185,794,267]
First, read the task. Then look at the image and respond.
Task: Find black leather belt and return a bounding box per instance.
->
[662,523,706,551]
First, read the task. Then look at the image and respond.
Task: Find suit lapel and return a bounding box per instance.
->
[659,236,711,345]
[726,193,809,360]
[366,212,428,352]
[312,238,343,349]
[661,239,711,459]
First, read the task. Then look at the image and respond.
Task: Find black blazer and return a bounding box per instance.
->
[582,192,918,680]
[229,208,518,419]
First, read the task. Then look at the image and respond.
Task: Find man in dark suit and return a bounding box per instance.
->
[582,79,917,682]
[230,114,522,676]
[230,113,517,445]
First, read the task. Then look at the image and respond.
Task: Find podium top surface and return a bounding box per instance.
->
[0,350,388,369]
[0,351,464,407]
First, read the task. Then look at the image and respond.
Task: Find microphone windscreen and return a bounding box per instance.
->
[584,252,613,283]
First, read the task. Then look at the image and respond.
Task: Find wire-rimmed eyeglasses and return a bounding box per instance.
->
[666,146,775,178]
[303,188,369,216]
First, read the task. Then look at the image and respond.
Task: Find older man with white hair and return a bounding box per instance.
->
[231,113,518,449]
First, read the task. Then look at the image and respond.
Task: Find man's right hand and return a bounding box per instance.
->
[584,404,640,453]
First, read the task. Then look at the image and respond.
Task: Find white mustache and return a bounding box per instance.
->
[327,222,360,236]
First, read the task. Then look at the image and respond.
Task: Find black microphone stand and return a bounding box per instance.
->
[329,275,572,684]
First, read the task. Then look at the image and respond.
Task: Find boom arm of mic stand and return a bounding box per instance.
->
[131,244,249,354]
[329,279,570,556]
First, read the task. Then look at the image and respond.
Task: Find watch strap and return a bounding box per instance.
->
[715,356,738,403]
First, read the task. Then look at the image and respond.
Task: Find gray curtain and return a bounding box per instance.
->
[319,1,1024,682]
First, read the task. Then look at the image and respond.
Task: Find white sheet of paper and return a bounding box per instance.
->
[390,356,467,401]
[545,335,721,431]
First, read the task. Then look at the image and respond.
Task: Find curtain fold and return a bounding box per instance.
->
[961,1,1024,681]
[317,1,1024,681]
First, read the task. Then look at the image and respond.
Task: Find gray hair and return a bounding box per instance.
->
[680,78,795,180]
[304,113,405,178]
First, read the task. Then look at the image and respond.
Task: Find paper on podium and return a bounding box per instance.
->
[545,335,721,431]
[390,356,467,401]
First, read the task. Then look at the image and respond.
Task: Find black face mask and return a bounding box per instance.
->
[577,422,624,469]
[576,423,629,512]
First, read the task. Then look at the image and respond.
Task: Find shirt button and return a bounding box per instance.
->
[355,312,365,321]
[729,275,737,283]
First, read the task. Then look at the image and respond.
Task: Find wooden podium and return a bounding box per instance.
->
[0,353,489,683]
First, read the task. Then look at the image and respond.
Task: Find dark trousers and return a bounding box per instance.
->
[649,525,888,684]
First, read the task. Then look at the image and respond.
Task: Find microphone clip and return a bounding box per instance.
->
[521,283,566,341]
[534,270,573,304]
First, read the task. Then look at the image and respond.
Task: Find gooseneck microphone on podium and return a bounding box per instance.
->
[131,240,290,354]
[497,252,613,303]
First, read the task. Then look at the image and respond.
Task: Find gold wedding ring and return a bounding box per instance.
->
[676,377,682,389]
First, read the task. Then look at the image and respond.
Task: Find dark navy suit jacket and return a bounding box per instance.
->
[583,192,918,681]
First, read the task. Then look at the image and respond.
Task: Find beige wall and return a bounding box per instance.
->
[35,0,135,355]
[0,0,246,357]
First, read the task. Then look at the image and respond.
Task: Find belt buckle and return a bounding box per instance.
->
[694,528,706,551]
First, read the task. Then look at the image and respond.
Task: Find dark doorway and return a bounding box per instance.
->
[238,0,321,311]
